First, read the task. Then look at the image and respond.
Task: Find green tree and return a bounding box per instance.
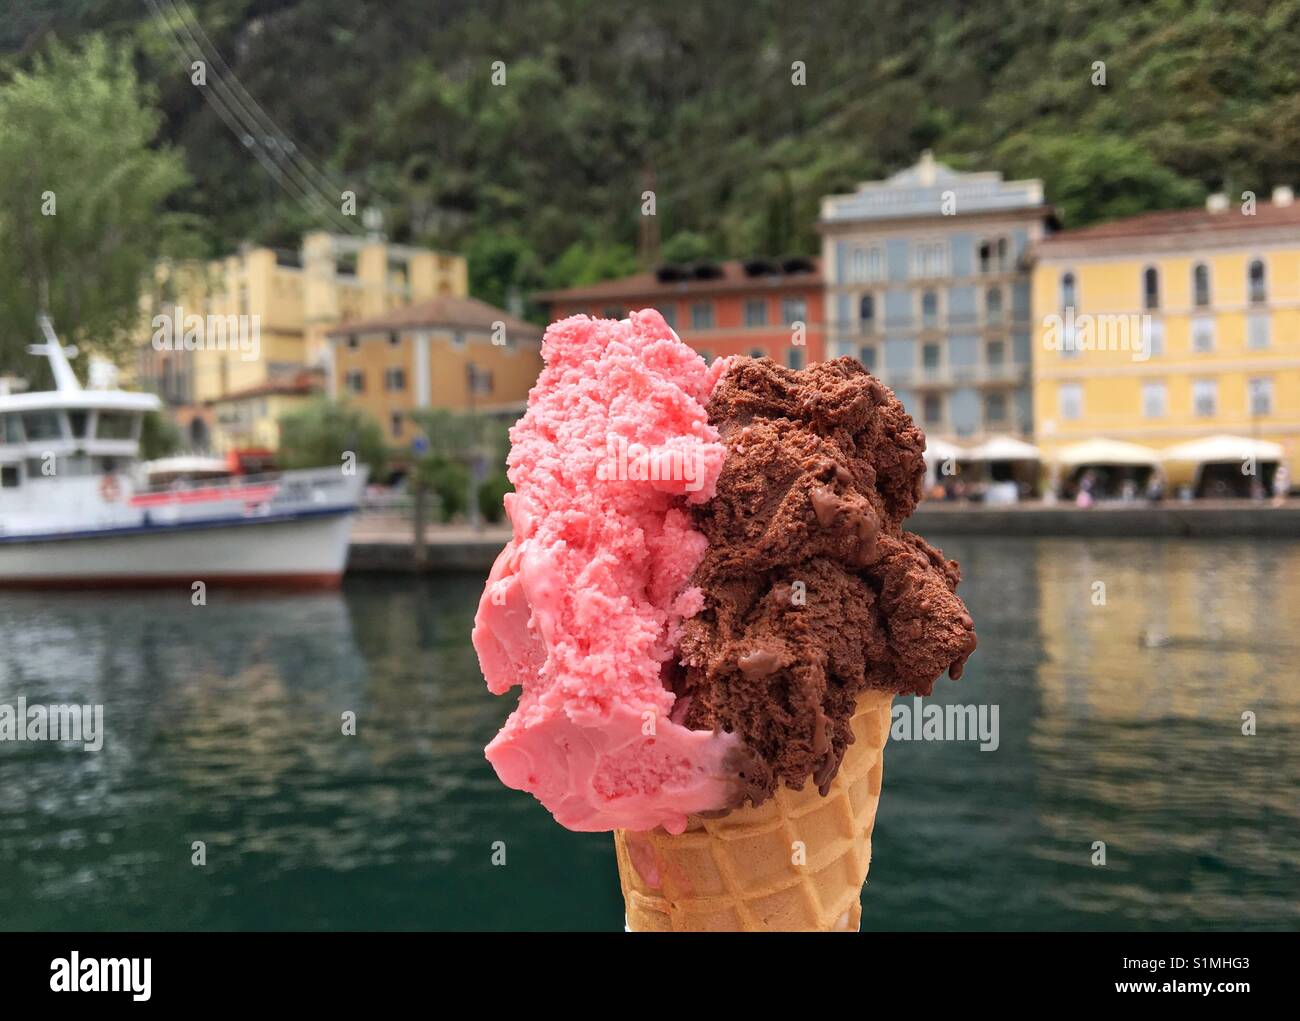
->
[139,409,181,461]
[0,36,196,368]
[409,407,512,522]
[278,399,387,479]
[660,231,714,265]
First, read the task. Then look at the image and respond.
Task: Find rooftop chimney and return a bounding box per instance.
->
[1272,185,1294,207]
[1205,193,1229,213]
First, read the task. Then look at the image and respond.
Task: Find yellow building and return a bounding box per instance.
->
[325,295,542,454]
[1032,192,1300,487]
[136,231,467,450]
[208,371,323,456]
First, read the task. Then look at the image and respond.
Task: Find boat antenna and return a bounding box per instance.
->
[28,315,82,393]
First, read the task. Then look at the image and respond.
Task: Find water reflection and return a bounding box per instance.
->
[0,540,1296,931]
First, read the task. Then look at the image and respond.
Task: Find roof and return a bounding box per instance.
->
[819,151,1047,225]
[1037,200,1300,256]
[534,257,822,303]
[212,371,323,404]
[327,295,540,339]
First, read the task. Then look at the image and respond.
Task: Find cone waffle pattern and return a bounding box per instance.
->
[615,689,893,931]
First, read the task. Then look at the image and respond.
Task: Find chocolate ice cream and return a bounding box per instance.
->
[677,355,977,803]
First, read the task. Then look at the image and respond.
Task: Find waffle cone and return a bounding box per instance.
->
[615,689,893,931]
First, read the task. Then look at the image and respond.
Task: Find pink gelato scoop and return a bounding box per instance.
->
[473,310,739,833]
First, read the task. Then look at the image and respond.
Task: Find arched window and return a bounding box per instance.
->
[851,248,866,282]
[996,237,1009,271]
[859,294,875,333]
[1249,259,1266,304]
[1193,263,1211,307]
[1143,266,1160,310]
[986,286,1003,323]
[1060,271,1077,311]
[978,242,992,275]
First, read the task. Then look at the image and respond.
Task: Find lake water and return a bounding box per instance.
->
[1,537,1297,931]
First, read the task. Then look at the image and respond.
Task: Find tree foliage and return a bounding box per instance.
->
[5,2,1298,315]
[277,399,387,479]
[0,36,195,368]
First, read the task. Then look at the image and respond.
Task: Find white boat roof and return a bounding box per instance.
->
[145,455,230,475]
[0,389,160,413]
[0,316,160,414]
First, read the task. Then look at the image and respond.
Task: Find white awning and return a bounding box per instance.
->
[1160,434,1285,465]
[1054,438,1160,468]
[922,437,965,464]
[964,436,1041,462]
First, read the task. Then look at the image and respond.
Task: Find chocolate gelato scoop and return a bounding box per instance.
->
[678,356,977,803]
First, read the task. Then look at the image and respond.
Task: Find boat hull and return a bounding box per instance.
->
[0,510,356,589]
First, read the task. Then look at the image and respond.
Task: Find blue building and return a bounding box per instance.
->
[818,152,1054,442]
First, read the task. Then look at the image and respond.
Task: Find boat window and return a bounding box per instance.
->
[0,415,22,444]
[25,457,55,480]
[21,410,63,441]
[61,454,94,476]
[96,411,137,440]
[0,465,18,488]
[67,410,89,438]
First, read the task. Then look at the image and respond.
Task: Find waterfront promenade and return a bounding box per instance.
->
[346,500,1300,574]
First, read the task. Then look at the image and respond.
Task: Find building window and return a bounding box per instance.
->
[451,330,466,349]
[390,412,403,438]
[781,297,807,326]
[1193,379,1217,417]
[345,370,365,394]
[996,238,1009,271]
[859,294,875,333]
[1058,383,1083,421]
[911,241,948,279]
[858,346,877,373]
[985,287,1003,324]
[1247,312,1270,349]
[1060,271,1077,311]
[346,335,359,350]
[921,290,939,328]
[978,241,992,275]
[602,307,623,319]
[1191,315,1215,352]
[984,392,1007,424]
[1248,377,1273,416]
[986,340,1005,368]
[922,343,941,375]
[1141,381,1167,418]
[659,305,676,329]
[388,331,401,346]
[1143,266,1160,310]
[691,302,714,329]
[785,348,806,370]
[922,393,943,425]
[698,350,713,363]
[1248,259,1267,304]
[1193,263,1211,307]
[384,367,406,391]
[749,348,764,359]
[744,299,767,327]
[850,246,883,283]
[1141,317,1165,356]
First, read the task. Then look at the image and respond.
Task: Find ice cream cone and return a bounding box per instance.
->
[614,688,893,932]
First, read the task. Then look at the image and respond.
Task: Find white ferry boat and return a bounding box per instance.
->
[0,319,365,588]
